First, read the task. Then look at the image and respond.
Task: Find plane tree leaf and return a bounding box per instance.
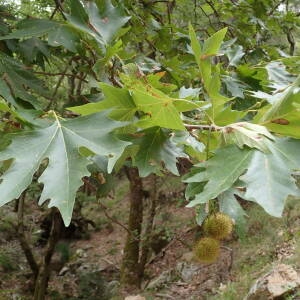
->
[186,138,300,218]
[240,138,300,217]
[0,19,58,40]
[185,145,253,207]
[195,204,208,226]
[189,24,227,90]
[203,27,228,56]
[18,38,50,63]
[0,52,49,108]
[188,23,202,68]
[218,185,247,235]
[0,79,18,106]
[265,61,295,88]
[219,187,247,223]
[257,75,300,123]
[47,24,79,52]
[213,106,246,127]
[223,75,246,98]
[0,18,79,52]
[65,0,130,47]
[225,45,245,67]
[70,80,198,131]
[131,90,186,130]
[69,83,136,121]
[120,64,200,126]
[85,1,130,44]
[64,0,105,47]
[0,111,130,226]
[0,99,32,126]
[171,131,205,153]
[132,127,188,177]
[253,75,300,138]
[189,25,231,121]
[0,0,130,51]
[265,110,300,138]
[222,122,275,152]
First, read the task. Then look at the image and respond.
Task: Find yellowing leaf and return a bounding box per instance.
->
[131,90,185,130]
[69,83,136,121]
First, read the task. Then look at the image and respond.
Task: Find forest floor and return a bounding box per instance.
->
[1,175,300,300]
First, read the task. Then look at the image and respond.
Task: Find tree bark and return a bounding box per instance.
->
[139,174,157,278]
[16,192,39,280]
[120,167,144,288]
[287,28,295,56]
[33,208,62,300]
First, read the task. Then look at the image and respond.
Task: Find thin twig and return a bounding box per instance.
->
[33,71,88,83]
[145,38,164,55]
[46,58,73,110]
[184,123,223,131]
[198,4,217,31]
[204,0,235,38]
[194,0,197,23]
[267,0,286,16]
[2,73,16,98]
[76,70,86,96]
[176,237,192,250]
[206,126,212,160]
[88,175,135,239]
[109,59,123,88]
[98,199,134,237]
[52,0,66,20]
[205,0,220,18]
[145,227,195,267]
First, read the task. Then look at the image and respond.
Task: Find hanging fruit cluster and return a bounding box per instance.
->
[193,213,233,263]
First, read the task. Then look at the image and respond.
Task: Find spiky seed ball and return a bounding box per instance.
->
[203,213,233,240]
[193,237,220,263]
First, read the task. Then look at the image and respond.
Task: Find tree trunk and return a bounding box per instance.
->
[287,28,295,56]
[120,167,144,288]
[33,208,62,300]
[139,174,157,278]
[16,192,39,281]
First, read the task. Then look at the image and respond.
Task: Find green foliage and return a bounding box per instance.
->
[0,111,129,225]
[0,52,49,108]
[0,215,15,241]
[0,0,299,230]
[65,0,130,48]
[186,138,300,218]
[218,186,247,235]
[185,145,253,207]
[78,271,111,300]
[240,138,300,217]
[70,83,136,121]
[132,127,187,177]
[0,251,16,272]
[55,242,71,264]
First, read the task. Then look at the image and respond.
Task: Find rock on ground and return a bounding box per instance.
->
[245,264,300,300]
[125,296,146,300]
